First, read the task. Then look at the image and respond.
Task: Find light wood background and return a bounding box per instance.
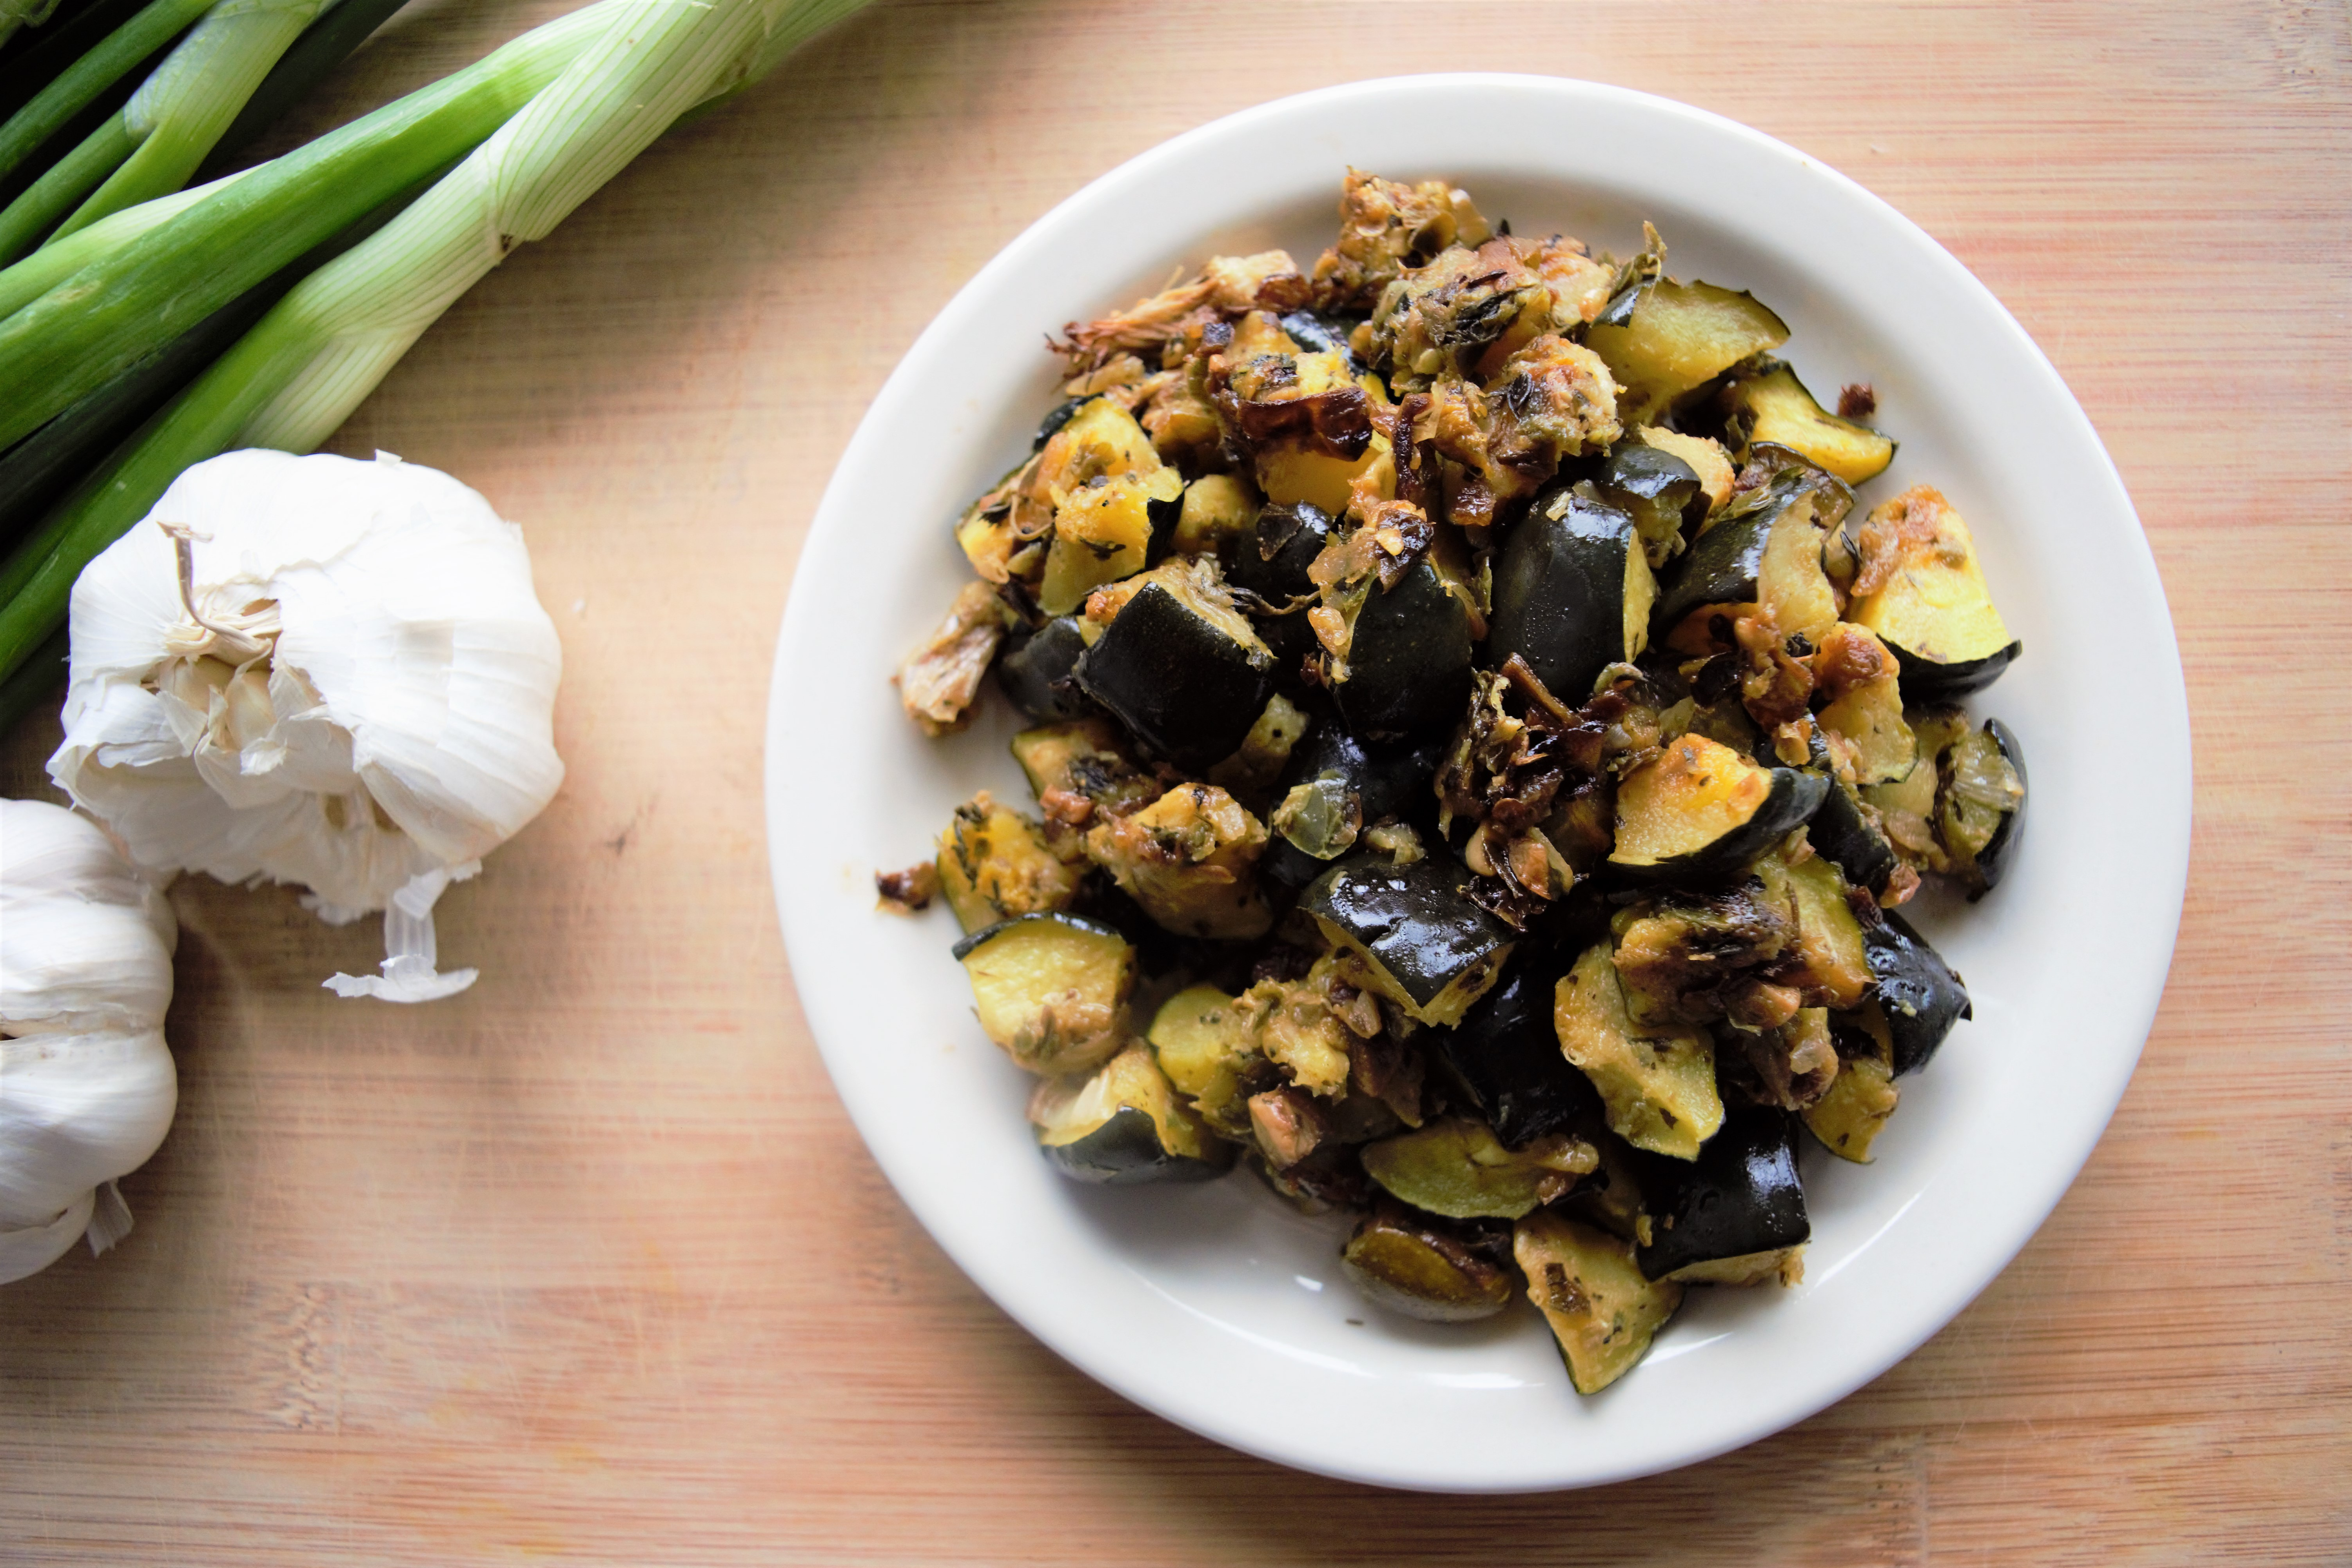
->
[2,1,2346,1561]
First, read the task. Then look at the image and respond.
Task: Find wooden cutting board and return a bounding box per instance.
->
[2,1,2344,1561]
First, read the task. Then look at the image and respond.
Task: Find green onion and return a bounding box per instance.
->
[0,617,64,728]
[0,0,867,684]
[0,0,143,121]
[44,0,329,246]
[0,0,618,452]
[0,0,210,183]
[0,0,68,56]
[0,160,241,319]
[193,0,410,185]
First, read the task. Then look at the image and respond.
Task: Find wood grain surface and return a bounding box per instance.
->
[2,0,2346,1561]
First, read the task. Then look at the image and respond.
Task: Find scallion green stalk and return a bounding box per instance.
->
[0,0,620,453]
[0,0,209,180]
[40,0,327,245]
[0,158,241,318]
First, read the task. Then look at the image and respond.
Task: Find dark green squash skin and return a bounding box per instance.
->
[1808,776,1899,901]
[1650,447,1851,635]
[1031,394,1096,450]
[1635,1110,1810,1282]
[1299,854,1512,1013]
[1435,953,1604,1148]
[1612,767,1828,886]
[1043,1105,1230,1185]
[1862,909,1971,1076]
[996,615,1100,722]
[1144,489,1185,566]
[1889,636,2022,702]
[1972,717,2027,895]
[1276,310,1363,371]
[1263,725,1448,889]
[1074,582,1274,771]
[949,910,1126,963]
[1230,502,1333,687]
[1334,557,1474,739]
[1487,485,1644,704]
[1595,443,1706,536]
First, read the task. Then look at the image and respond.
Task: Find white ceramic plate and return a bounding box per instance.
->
[766,75,2189,1492]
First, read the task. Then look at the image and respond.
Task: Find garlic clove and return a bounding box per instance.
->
[0,1029,177,1231]
[0,1189,95,1287]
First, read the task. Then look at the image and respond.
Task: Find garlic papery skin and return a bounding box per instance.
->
[46,448,564,1002]
[0,800,178,1285]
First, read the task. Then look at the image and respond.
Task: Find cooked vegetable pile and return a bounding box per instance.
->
[891,171,2027,1396]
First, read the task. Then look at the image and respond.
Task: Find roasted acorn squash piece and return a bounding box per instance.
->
[1359,1115,1596,1220]
[1585,277,1789,427]
[1074,560,1276,772]
[1341,1200,1517,1322]
[1146,983,1259,1137]
[1805,1007,1900,1162]
[1756,846,1872,1009]
[1332,555,1475,739]
[1299,855,1516,1027]
[1553,943,1722,1160]
[1844,486,2019,699]
[1807,775,1902,904]
[1038,466,1184,616]
[1171,472,1259,558]
[996,616,1100,723]
[1514,1210,1684,1395]
[1862,909,1972,1075]
[1435,954,1606,1149]
[1719,359,1895,485]
[1635,1109,1810,1285]
[1593,442,1707,568]
[1811,622,1917,786]
[1083,782,1274,940]
[1608,734,1826,884]
[1487,485,1655,704]
[1939,717,2027,896]
[1653,446,1849,644]
[935,792,1085,934]
[1029,1041,1232,1184]
[953,913,1135,1076]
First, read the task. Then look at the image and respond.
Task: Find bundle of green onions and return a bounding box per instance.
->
[0,0,867,722]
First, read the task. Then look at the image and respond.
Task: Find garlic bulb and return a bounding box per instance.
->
[47,449,564,1002]
[1,799,178,1285]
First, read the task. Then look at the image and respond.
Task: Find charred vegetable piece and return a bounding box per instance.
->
[1333,556,1474,739]
[1436,954,1606,1148]
[1940,717,2027,896]
[1360,1115,1596,1220]
[1341,1200,1516,1322]
[1264,724,1448,888]
[1170,473,1256,559]
[1635,1110,1809,1285]
[1719,359,1895,485]
[1608,734,1827,884]
[1514,1210,1684,1395]
[1039,466,1185,615]
[1808,777,1900,903]
[1487,485,1655,704]
[1812,622,1917,787]
[1805,1007,1899,1162]
[1075,568,1276,771]
[953,913,1135,1076]
[1863,909,1971,1075]
[1845,486,2019,699]
[996,615,1101,722]
[1585,277,1789,427]
[1029,1042,1232,1184]
[1652,446,1849,644]
[1146,983,1258,1137]
[1759,847,1871,1009]
[1010,718,1161,831]
[1085,782,1272,940]
[1299,855,1516,1027]
[935,793,1085,934]
[1594,442,1706,567]
[1229,501,1334,603]
[1552,943,1722,1160]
